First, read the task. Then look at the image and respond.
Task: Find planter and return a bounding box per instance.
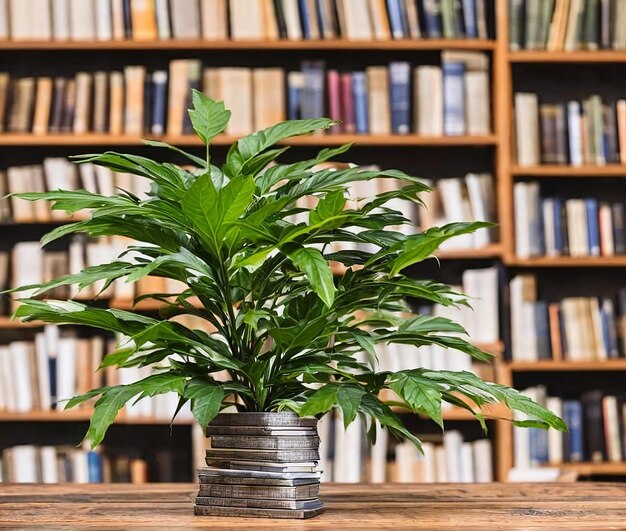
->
[194,411,324,519]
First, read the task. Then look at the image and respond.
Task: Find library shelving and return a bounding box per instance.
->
[2,0,626,484]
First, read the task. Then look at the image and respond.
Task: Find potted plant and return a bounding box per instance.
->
[11,91,565,518]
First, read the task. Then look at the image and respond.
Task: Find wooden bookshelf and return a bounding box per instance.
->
[0,39,497,51]
[3,0,626,484]
[509,51,626,63]
[551,462,626,476]
[0,134,499,147]
[0,410,194,424]
[506,256,626,267]
[511,165,626,177]
[508,360,626,372]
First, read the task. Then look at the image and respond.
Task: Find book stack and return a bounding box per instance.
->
[196,412,323,519]
[0,0,492,42]
[514,182,625,258]
[509,0,626,51]
[514,387,626,469]
[510,274,626,362]
[514,93,626,167]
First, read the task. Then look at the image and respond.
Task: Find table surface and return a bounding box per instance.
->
[1,482,625,529]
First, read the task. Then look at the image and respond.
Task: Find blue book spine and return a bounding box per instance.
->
[564,400,584,462]
[553,197,564,254]
[462,0,477,37]
[423,0,443,37]
[585,198,600,256]
[302,61,325,119]
[389,62,411,135]
[298,0,311,39]
[352,72,369,134]
[315,0,326,38]
[442,62,465,135]
[287,74,302,120]
[386,0,405,38]
[150,71,168,136]
[529,426,549,466]
[599,300,613,358]
[87,451,102,483]
[534,301,551,359]
[49,357,57,408]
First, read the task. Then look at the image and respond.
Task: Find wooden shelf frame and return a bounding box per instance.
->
[0,133,499,147]
[0,38,497,51]
[511,165,626,177]
[0,409,193,424]
[509,51,626,63]
[505,256,626,267]
[508,360,626,372]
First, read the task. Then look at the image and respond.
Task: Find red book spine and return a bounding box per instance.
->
[327,70,343,134]
[341,73,355,134]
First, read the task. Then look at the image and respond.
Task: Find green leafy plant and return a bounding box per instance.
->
[9,91,566,448]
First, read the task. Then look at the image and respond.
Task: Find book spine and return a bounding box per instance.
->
[422,0,442,37]
[554,103,568,163]
[553,197,565,254]
[352,72,369,134]
[298,0,311,39]
[567,101,583,166]
[326,70,342,132]
[508,0,524,50]
[389,62,410,135]
[564,400,584,462]
[123,0,132,39]
[442,62,465,136]
[584,0,600,50]
[87,451,102,483]
[150,70,167,135]
[600,0,611,49]
[582,391,607,462]
[613,203,625,254]
[386,0,405,38]
[534,301,552,359]
[462,0,477,38]
[340,73,355,134]
[585,198,600,256]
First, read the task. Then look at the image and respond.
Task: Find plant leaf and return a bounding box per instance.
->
[286,246,336,308]
[188,89,231,145]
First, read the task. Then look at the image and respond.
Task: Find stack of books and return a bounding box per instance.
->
[514,93,626,167]
[197,412,323,519]
[510,274,626,362]
[509,0,626,51]
[0,0,492,42]
[515,387,626,469]
[513,182,625,258]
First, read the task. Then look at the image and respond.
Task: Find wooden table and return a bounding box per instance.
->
[1,483,625,529]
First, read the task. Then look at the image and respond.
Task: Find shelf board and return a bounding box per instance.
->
[0,409,193,424]
[508,360,626,371]
[551,462,626,476]
[509,51,626,63]
[0,38,497,51]
[0,133,498,147]
[506,256,626,267]
[435,244,503,259]
[511,165,626,177]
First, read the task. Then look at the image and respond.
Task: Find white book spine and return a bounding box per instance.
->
[443,431,463,482]
[51,0,70,40]
[10,342,33,413]
[11,445,38,483]
[422,442,436,483]
[71,450,90,483]
[35,332,52,411]
[514,182,530,258]
[460,442,475,482]
[542,198,557,256]
[369,422,388,483]
[546,396,563,464]
[56,337,77,406]
[0,0,7,38]
[567,101,583,166]
[40,446,59,483]
[434,446,447,483]
[95,0,112,40]
[472,439,493,482]
[155,0,171,39]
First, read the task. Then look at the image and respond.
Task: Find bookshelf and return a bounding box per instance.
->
[1,0,626,485]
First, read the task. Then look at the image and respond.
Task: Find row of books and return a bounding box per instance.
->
[0,0,492,43]
[0,325,197,419]
[0,160,150,223]
[515,93,626,167]
[509,0,626,51]
[418,173,497,249]
[0,52,490,138]
[0,444,190,483]
[510,274,626,362]
[515,387,626,469]
[317,413,493,483]
[514,182,625,258]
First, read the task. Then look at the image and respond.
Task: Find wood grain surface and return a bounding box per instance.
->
[1,482,625,529]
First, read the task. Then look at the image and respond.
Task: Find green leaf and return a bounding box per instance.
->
[142,138,207,168]
[184,379,225,428]
[181,173,255,255]
[86,385,142,446]
[226,118,337,177]
[286,246,336,308]
[389,372,443,428]
[188,90,231,145]
[135,372,187,399]
[309,189,346,225]
[299,385,340,417]
[337,386,366,428]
